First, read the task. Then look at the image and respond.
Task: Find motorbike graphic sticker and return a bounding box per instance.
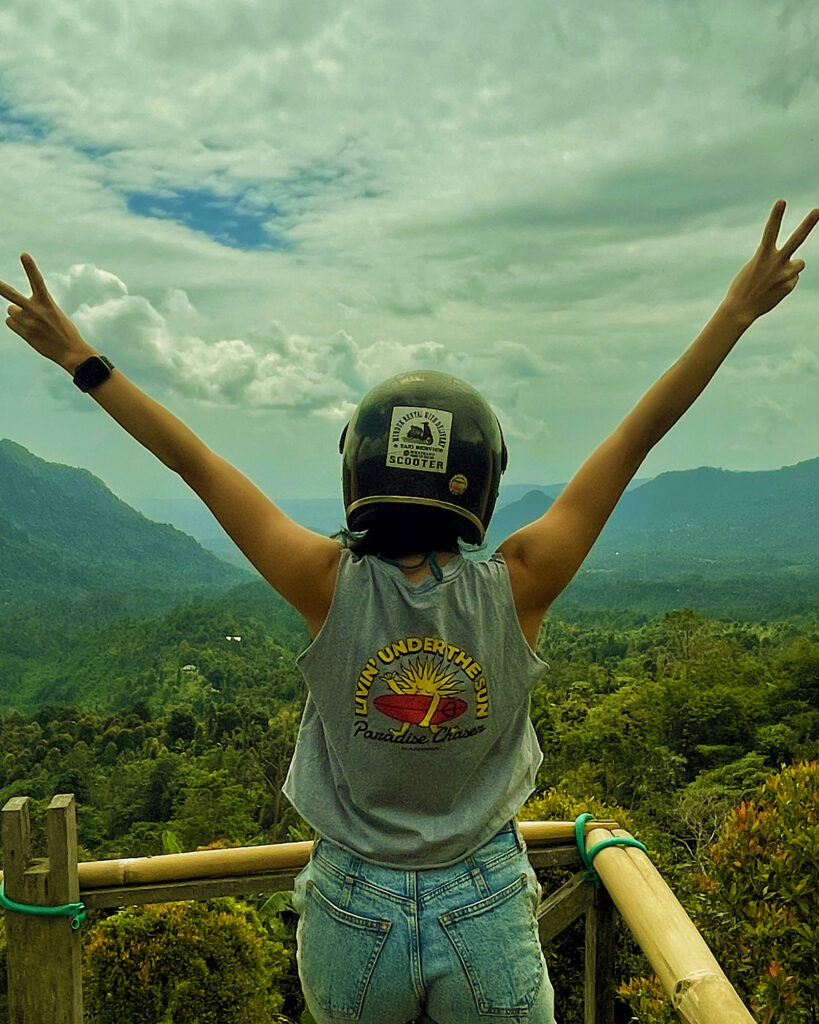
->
[387,406,452,474]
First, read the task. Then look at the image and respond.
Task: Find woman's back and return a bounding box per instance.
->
[284,549,547,867]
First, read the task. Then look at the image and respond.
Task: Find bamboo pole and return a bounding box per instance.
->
[585,827,756,1024]
[0,819,612,893]
[519,819,618,845]
[77,840,316,889]
[0,819,611,891]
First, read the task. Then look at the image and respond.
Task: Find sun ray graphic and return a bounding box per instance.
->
[383,656,461,698]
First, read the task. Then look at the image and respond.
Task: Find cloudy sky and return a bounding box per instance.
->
[1,0,817,519]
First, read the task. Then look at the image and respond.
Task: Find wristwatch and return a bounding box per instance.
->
[73,355,115,392]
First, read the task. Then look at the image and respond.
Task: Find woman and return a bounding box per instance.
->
[2,198,815,1023]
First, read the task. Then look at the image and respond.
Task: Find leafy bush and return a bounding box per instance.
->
[83,898,290,1024]
[616,975,677,1024]
[695,760,819,1022]
[620,761,819,1023]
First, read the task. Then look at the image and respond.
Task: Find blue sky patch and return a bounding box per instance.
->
[0,99,50,144]
[125,187,290,251]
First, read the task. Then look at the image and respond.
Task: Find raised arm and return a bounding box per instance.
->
[500,200,819,646]
[1,254,341,635]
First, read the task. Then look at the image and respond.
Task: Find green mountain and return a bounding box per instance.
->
[0,439,250,615]
[2,441,817,634]
[481,458,819,618]
[486,457,819,571]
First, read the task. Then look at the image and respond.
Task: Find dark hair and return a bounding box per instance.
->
[333,503,471,558]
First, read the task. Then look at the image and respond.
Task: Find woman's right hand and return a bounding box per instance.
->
[1,253,95,372]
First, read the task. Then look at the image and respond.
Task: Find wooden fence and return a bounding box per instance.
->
[1,794,756,1024]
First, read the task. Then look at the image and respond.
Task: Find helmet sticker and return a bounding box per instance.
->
[449,474,468,495]
[387,406,452,474]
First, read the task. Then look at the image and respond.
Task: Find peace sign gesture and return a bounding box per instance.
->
[1,253,94,372]
[724,200,819,325]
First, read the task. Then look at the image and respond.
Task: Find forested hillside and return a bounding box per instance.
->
[1,599,817,1021]
[0,440,249,612]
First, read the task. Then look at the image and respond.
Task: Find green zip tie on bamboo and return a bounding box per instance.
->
[0,881,86,930]
[574,812,648,886]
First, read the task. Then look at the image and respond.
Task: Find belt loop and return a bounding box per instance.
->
[341,872,355,909]
[511,817,525,851]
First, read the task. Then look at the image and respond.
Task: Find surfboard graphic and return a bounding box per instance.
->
[374,694,467,726]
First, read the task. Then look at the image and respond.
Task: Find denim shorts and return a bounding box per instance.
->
[292,820,555,1024]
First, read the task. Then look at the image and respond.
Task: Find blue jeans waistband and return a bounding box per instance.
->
[312,818,525,888]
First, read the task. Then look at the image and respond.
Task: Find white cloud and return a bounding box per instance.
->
[1,0,817,497]
[36,261,573,443]
[723,345,819,382]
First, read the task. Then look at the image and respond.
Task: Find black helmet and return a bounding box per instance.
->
[339,370,507,544]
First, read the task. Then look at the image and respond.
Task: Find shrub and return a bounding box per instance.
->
[83,898,290,1024]
[695,760,819,1023]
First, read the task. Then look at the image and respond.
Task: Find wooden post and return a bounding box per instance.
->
[584,884,616,1024]
[2,794,83,1024]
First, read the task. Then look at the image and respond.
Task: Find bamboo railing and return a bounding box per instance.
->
[1,794,756,1024]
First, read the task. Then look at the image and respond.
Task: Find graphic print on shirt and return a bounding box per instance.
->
[354,635,490,746]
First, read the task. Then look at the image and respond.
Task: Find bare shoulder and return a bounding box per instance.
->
[495,539,550,650]
[259,524,343,638]
[497,429,645,640]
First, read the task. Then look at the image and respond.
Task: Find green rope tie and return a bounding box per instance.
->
[378,551,444,582]
[0,881,86,930]
[574,812,648,886]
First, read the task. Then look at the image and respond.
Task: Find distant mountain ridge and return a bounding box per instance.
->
[484,458,819,570]
[0,439,249,614]
[2,440,817,624]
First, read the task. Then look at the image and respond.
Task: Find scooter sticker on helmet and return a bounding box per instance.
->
[387,406,452,473]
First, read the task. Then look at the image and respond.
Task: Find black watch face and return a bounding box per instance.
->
[75,356,113,391]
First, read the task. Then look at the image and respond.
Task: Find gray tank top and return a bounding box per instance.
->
[282,549,547,868]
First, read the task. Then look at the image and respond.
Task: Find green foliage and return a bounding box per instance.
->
[0,578,306,716]
[83,899,290,1024]
[695,761,819,1022]
[621,761,819,1023]
[664,754,771,872]
[616,975,677,1024]
[2,605,818,1023]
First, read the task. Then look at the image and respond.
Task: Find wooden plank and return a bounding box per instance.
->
[536,871,593,946]
[2,797,30,890]
[47,795,80,905]
[527,845,583,870]
[584,884,616,1024]
[82,871,301,909]
[79,855,582,909]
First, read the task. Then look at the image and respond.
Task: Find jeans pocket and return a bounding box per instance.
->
[440,873,544,1016]
[297,879,392,1021]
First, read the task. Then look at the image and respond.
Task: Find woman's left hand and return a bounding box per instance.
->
[723,200,819,326]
